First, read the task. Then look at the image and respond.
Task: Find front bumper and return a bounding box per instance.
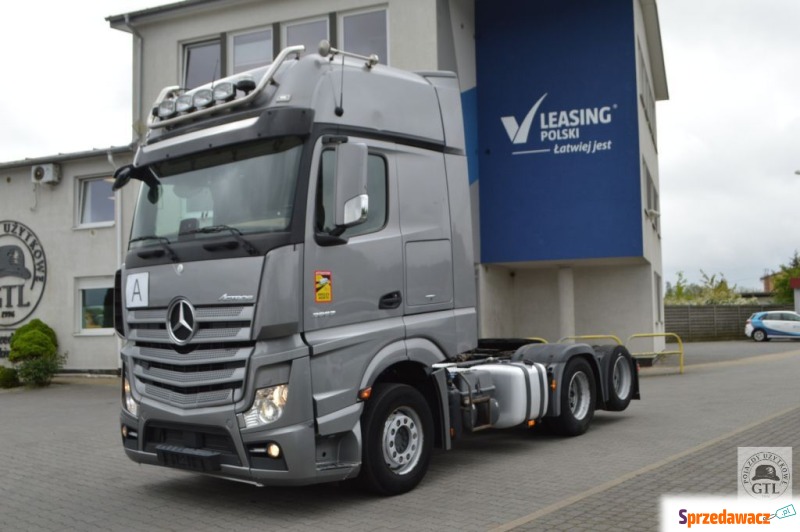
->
[120,345,362,486]
[121,409,358,485]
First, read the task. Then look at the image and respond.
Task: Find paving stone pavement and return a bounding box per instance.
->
[505,405,800,531]
[0,342,799,531]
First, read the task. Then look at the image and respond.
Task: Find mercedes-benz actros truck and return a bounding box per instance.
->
[114,42,640,495]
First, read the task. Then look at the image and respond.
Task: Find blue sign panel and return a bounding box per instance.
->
[476,0,641,263]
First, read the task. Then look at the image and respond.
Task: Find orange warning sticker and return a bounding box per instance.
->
[315,270,332,303]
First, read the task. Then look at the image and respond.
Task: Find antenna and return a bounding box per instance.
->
[336,54,345,117]
[211,58,220,88]
[318,40,379,118]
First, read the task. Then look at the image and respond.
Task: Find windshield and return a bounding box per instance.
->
[130,136,303,247]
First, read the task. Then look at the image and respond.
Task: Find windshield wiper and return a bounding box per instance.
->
[129,235,179,262]
[187,225,259,256]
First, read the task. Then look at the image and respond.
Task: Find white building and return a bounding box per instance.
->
[0,0,668,371]
[0,147,136,371]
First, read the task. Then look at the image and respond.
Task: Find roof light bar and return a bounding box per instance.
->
[148,45,305,130]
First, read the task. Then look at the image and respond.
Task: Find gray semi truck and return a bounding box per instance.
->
[113,42,640,495]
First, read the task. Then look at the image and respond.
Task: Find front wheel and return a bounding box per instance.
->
[359,383,433,495]
[752,329,768,342]
[551,358,596,436]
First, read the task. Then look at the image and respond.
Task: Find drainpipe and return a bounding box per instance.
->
[107,149,124,372]
[106,150,123,271]
[124,14,145,145]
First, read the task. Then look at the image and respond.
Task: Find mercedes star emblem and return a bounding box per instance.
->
[166,298,197,345]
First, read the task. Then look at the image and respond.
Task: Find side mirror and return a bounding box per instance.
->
[334,142,368,228]
[111,165,133,191]
[112,164,161,204]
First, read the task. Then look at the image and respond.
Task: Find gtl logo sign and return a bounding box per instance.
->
[0,221,47,327]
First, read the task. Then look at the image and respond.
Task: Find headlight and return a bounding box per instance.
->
[122,376,139,417]
[243,385,289,428]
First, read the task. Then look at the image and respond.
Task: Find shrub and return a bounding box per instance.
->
[10,319,58,351]
[8,319,62,387]
[16,352,63,387]
[8,330,57,363]
[0,366,20,388]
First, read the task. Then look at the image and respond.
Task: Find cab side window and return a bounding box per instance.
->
[316,149,388,238]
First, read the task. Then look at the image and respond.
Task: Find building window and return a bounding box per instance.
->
[316,150,387,238]
[231,28,273,74]
[643,161,660,235]
[340,9,388,64]
[654,272,663,324]
[638,41,657,148]
[77,278,114,333]
[184,39,222,89]
[283,17,329,53]
[79,177,115,227]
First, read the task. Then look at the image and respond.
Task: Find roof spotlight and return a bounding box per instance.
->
[193,89,214,109]
[157,99,177,119]
[175,94,194,113]
[213,82,236,102]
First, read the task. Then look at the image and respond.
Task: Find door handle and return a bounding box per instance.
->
[379,291,402,309]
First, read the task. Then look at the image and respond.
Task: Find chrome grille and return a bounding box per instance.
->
[127,304,254,407]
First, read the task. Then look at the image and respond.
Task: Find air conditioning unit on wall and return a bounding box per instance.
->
[31,163,61,185]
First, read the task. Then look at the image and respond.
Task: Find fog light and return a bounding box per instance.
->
[267,443,281,459]
[122,425,128,438]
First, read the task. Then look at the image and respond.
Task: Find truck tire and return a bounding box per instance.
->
[551,358,595,437]
[606,347,634,411]
[359,383,433,495]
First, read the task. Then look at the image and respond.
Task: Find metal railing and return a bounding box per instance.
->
[626,332,685,374]
[518,332,685,374]
[557,334,623,345]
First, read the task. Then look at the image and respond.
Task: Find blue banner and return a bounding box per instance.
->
[476,0,641,263]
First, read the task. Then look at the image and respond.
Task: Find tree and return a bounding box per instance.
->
[771,251,800,304]
[665,270,756,305]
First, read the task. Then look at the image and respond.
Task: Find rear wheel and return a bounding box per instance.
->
[551,358,596,436]
[752,329,768,342]
[359,383,433,495]
[606,347,634,411]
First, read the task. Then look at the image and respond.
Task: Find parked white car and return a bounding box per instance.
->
[745,311,800,342]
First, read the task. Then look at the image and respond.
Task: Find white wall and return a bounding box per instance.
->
[634,0,665,338]
[479,262,662,351]
[0,153,136,371]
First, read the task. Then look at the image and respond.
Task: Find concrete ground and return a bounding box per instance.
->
[0,340,798,531]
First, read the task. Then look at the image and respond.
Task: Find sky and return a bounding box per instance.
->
[1,0,799,291]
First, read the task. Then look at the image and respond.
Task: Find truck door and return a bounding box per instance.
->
[302,137,405,429]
